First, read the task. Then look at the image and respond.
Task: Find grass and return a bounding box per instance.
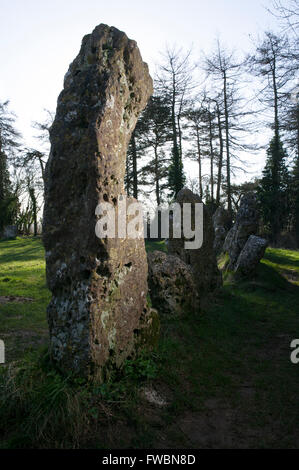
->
[0,237,298,448]
[0,237,50,361]
[144,239,168,253]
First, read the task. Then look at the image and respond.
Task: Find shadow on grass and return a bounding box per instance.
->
[264,249,299,270]
[0,243,44,265]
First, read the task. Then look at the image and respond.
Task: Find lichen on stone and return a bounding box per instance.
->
[43,24,155,380]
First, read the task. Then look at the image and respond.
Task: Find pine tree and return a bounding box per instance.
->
[0,101,21,231]
[125,115,149,199]
[0,150,14,231]
[139,95,172,205]
[156,47,194,198]
[291,152,299,245]
[168,145,186,199]
[204,40,249,214]
[258,135,290,242]
[126,95,173,205]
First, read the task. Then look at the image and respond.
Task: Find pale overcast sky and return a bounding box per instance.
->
[0,0,281,184]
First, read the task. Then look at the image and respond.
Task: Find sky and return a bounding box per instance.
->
[0,0,281,186]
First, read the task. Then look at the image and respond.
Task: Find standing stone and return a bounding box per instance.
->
[148,250,200,316]
[223,192,259,269]
[168,188,222,295]
[43,24,154,379]
[2,225,17,240]
[234,235,268,277]
[212,207,232,256]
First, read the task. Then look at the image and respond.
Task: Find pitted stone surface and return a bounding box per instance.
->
[43,24,153,378]
[234,235,268,276]
[212,207,232,256]
[223,192,259,269]
[148,250,200,316]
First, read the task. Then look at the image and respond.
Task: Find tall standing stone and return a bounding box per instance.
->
[43,24,154,379]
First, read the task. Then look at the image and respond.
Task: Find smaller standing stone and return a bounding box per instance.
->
[224,192,259,269]
[148,250,200,316]
[234,235,268,276]
[2,226,17,240]
[212,207,232,255]
[168,188,222,294]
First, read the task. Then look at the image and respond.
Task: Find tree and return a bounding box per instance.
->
[205,101,218,204]
[125,104,155,199]
[249,31,296,241]
[138,95,172,205]
[26,173,39,236]
[0,101,21,231]
[258,135,290,242]
[24,109,54,188]
[21,149,47,184]
[268,0,299,37]
[290,151,299,245]
[229,179,260,212]
[0,154,19,231]
[214,97,225,205]
[32,109,54,153]
[156,46,194,197]
[204,40,245,214]
[125,128,140,199]
[248,32,294,139]
[0,101,21,157]
[184,94,220,204]
[184,96,207,199]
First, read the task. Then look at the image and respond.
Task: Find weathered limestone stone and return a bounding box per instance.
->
[43,24,154,378]
[2,225,17,239]
[148,250,200,316]
[168,188,222,295]
[234,235,268,276]
[235,235,268,276]
[223,192,259,269]
[212,207,232,256]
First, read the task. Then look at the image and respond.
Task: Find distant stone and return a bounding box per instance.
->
[2,225,17,239]
[212,207,232,255]
[168,188,222,295]
[234,235,268,276]
[43,24,154,379]
[223,192,259,269]
[148,250,200,315]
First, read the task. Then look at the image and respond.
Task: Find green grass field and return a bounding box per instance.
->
[0,238,50,362]
[0,237,298,448]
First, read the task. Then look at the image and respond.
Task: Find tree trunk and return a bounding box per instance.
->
[216,103,224,205]
[154,145,160,206]
[223,71,232,215]
[177,114,183,166]
[38,156,46,186]
[272,57,279,140]
[208,111,215,204]
[196,127,203,199]
[171,76,182,196]
[131,131,138,199]
[29,186,38,237]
